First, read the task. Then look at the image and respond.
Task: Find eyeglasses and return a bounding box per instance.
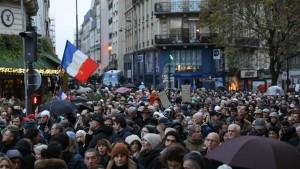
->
[206,138,218,143]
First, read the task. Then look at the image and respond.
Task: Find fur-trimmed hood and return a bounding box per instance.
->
[34,158,68,169]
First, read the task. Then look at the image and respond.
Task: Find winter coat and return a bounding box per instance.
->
[35,158,68,169]
[86,125,114,148]
[61,151,83,169]
[184,135,205,152]
[117,126,133,140]
[14,138,35,169]
[138,149,162,169]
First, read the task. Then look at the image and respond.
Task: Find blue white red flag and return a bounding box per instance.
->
[61,40,99,83]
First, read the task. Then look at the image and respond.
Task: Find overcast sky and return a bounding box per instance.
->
[50,0,92,59]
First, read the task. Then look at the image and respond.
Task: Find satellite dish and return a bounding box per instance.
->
[27,69,41,91]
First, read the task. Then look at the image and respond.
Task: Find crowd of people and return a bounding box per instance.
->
[0,84,299,169]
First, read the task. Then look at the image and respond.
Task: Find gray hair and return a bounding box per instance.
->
[33,144,48,154]
[76,130,86,137]
[128,106,137,113]
[188,124,201,135]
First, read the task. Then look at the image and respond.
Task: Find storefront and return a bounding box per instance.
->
[0,53,60,100]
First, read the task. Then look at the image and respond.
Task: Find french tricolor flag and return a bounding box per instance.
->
[61,40,99,83]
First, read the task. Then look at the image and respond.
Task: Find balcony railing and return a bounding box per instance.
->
[155,33,216,45]
[154,1,202,15]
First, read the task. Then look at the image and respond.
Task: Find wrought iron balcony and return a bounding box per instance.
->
[154,1,202,15]
[155,33,216,45]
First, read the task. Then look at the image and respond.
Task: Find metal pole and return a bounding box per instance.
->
[21,0,29,116]
[168,64,171,98]
[76,0,79,48]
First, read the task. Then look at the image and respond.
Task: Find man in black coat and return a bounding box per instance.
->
[85,114,115,148]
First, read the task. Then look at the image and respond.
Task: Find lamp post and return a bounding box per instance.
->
[76,0,78,48]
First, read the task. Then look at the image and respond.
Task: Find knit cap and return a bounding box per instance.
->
[125,134,142,145]
[143,133,162,149]
[111,142,130,157]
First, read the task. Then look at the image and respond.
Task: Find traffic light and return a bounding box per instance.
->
[169,54,174,61]
[31,95,42,106]
[19,31,39,62]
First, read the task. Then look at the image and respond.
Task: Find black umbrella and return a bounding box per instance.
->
[76,103,93,112]
[70,96,88,103]
[205,136,300,169]
[39,100,77,116]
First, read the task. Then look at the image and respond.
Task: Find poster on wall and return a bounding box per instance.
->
[266,79,272,89]
[252,81,266,92]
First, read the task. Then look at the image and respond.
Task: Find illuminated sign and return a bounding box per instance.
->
[0,67,59,75]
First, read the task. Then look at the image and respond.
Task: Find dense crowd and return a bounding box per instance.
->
[0,85,299,169]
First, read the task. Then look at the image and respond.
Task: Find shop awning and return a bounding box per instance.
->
[0,52,60,75]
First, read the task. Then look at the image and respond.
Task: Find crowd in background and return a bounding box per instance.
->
[0,84,299,169]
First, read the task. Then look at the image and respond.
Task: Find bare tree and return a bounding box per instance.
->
[201,0,300,85]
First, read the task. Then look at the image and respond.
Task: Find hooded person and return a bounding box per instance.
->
[138,133,163,169]
[106,142,137,169]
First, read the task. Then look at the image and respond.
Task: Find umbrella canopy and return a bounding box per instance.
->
[266,86,284,96]
[156,83,165,90]
[70,96,88,103]
[122,83,137,88]
[76,103,93,112]
[39,100,77,116]
[77,86,92,93]
[115,87,131,94]
[205,136,300,169]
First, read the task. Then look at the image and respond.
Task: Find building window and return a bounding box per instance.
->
[171,50,202,72]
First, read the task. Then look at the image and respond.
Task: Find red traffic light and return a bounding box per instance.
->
[31,95,42,106]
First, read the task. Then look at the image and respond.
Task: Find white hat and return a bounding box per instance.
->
[143,134,162,149]
[40,110,50,117]
[214,106,221,112]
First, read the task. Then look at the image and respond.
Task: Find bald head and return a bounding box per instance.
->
[228,124,241,140]
[205,132,220,151]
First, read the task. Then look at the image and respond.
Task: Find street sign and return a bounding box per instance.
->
[137,55,143,62]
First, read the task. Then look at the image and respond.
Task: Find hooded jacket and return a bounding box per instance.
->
[184,135,205,152]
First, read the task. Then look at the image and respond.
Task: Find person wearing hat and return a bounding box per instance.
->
[6,149,23,169]
[266,112,281,130]
[249,118,268,137]
[37,110,53,142]
[125,135,142,158]
[157,117,171,138]
[135,107,155,129]
[86,114,115,148]
[138,133,162,169]
[253,109,263,120]
[106,142,137,169]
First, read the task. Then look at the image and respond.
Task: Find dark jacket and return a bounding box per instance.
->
[117,126,133,140]
[86,125,114,148]
[14,139,35,169]
[138,149,162,169]
[34,158,68,169]
[61,151,83,169]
